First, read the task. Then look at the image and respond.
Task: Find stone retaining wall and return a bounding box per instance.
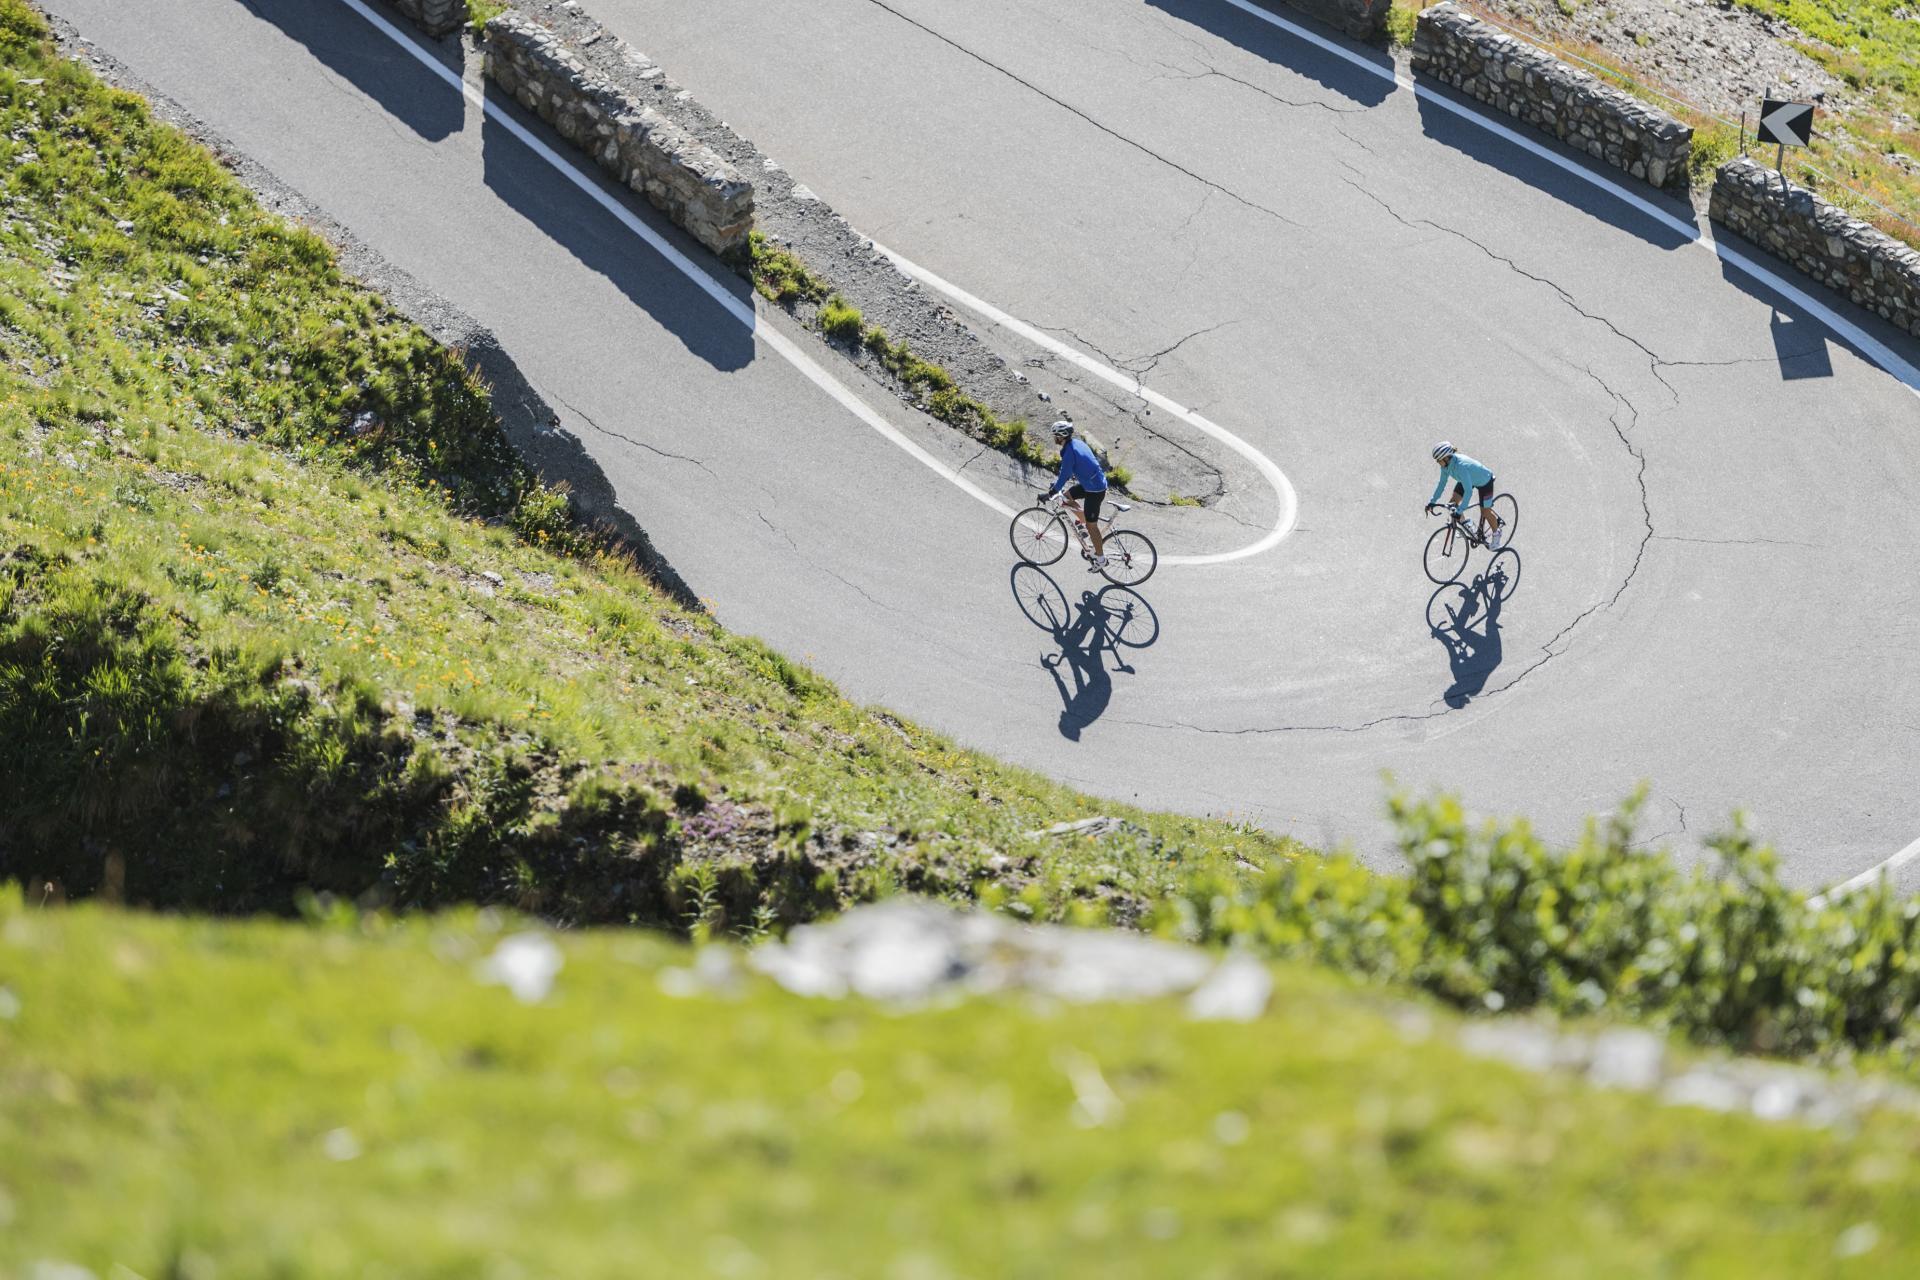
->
[385,0,465,38]
[482,13,754,259]
[1412,3,1691,195]
[1710,158,1920,337]
[1247,0,1392,42]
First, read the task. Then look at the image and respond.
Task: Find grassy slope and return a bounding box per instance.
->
[0,0,1296,928]
[4,893,1919,1278]
[4,0,1920,1070]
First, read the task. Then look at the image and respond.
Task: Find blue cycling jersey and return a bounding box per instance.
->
[1050,437,1108,495]
[1429,453,1494,511]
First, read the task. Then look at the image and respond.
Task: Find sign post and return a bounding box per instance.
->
[1756,98,1815,190]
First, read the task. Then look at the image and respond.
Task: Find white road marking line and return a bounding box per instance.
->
[1807,835,1920,908]
[872,243,1298,565]
[341,0,1012,516]
[1210,0,1920,398]
[341,0,1298,561]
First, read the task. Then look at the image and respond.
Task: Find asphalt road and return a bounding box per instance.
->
[41,0,1920,891]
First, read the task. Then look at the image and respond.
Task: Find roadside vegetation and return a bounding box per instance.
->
[745,231,1065,475]
[0,0,1261,928]
[2,0,1918,1073]
[1395,0,1920,245]
[6,889,1920,1277]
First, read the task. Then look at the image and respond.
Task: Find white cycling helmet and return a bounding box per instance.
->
[1051,419,1075,440]
[1431,441,1456,463]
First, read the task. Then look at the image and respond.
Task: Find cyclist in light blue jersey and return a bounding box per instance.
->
[1044,419,1110,570]
[1426,441,1504,548]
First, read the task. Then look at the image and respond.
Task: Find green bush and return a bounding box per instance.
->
[1690,123,1742,189]
[817,294,863,342]
[1160,790,1920,1059]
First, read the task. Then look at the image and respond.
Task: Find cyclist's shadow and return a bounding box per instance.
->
[1427,552,1519,708]
[1010,564,1160,741]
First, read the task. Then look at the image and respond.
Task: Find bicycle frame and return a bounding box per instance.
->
[1046,493,1110,553]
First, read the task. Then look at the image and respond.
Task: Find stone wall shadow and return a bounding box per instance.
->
[1413,84,1695,252]
[236,0,463,141]
[1712,229,1920,383]
[462,330,704,610]
[1144,0,1394,108]
[479,88,756,373]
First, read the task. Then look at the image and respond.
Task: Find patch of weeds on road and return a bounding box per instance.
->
[817,293,864,343]
[746,230,829,306]
[747,233,1056,472]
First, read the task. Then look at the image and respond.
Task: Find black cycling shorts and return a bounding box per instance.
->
[1068,484,1106,524]
[1450,479,1494,511]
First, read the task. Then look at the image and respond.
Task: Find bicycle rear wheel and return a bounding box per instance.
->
[1424,523,1468,584]
[1009,507,1069,565]
[1099,529,1157,586]
[1488,493,1518,547]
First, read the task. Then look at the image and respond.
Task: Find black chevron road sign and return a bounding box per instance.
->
[1757,99,1815,148]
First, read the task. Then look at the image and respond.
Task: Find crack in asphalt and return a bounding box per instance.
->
[1335,123,1381,158]
[955,443,991,475]
[1125,407,1228,503]
[755,507,911,618]
[1340,178,1679,403]
[854,0,1303,229]
[1148,63,1365,116]
[553,392,712,472]
[1174,188,1214,237]
[1129,319,1241,379]
[1037,319,1238,380]
[1653,534,1817,548]
[754,509,798,552]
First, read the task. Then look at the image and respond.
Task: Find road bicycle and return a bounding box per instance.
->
[1009,491,1158,586]
[1423,493,1518,585]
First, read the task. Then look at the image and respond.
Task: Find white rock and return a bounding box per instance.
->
[1186,955,1272,1022]
[478,932,564,1003]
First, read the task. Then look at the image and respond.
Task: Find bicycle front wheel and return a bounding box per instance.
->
[1099,529,1157,586]
[1488,493,1518,546]
[1009,507,1069,565]
[1424,523,1468,584]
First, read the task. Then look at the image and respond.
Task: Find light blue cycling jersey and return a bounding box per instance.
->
[1050,437,1108,495]
[1429,453,1494,511]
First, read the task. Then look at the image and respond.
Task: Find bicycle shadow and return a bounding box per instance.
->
[1427,551,1521,708]
[1010,564,1161,741]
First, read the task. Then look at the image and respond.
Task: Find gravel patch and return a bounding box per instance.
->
[1470,0,1842,123]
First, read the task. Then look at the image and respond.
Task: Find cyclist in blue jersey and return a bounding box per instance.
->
[1426,441,1504,548]
[1043,419,1110,569]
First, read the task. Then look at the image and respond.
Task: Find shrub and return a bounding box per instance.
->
[817,294,863,343]
[1158,789,1920,1059]
[747,231,829,305]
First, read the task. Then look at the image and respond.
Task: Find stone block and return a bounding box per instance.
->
[1412,4,1690,194]
[482,12,754,261]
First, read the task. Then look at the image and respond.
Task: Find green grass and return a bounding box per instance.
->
[816,293,864,342]
[5,891,1920,1277]
[746,236,1054,471]
[0,1,1286,927]
[5,0,1920,1073]
[465,0,510,33]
